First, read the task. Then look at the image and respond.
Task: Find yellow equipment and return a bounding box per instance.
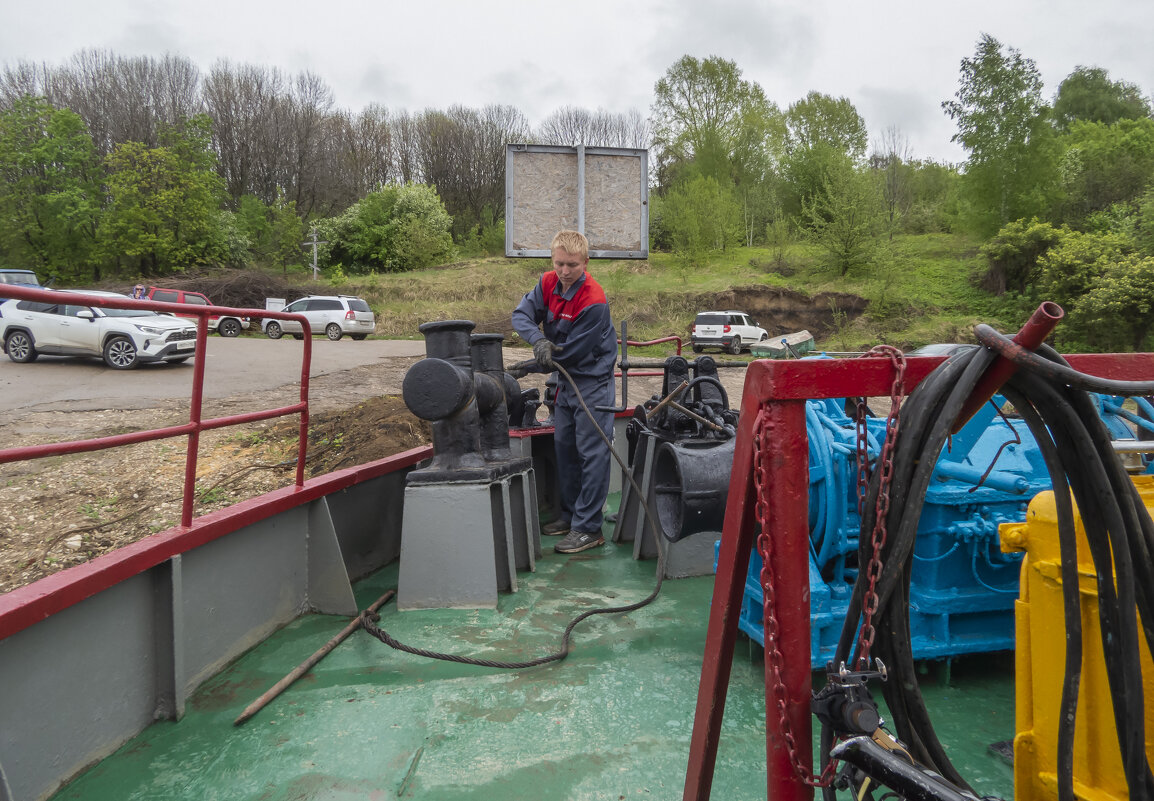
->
[1001,476,1154,801]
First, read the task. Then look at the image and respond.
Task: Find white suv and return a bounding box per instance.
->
[690,310,768,354]
[262,295,375,341]
[0,290,198,369]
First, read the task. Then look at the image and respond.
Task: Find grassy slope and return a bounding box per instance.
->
[312,232,1012,352]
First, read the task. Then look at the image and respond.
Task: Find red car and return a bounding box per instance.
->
[141,286,250,337]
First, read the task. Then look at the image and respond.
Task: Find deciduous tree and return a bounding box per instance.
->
[781,92,868,221]
[650,55,783,188]
[1058,118,1154,223]
[0,96,103,280]
[536,106,650,148]
[1053,66,1151,131]
[801,157,882,276]
[99,115,228,277]
[942,34,1060,236]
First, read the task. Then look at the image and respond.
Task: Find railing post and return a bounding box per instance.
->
[760,399,813,801]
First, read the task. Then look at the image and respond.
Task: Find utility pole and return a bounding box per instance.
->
[301,226,328,281]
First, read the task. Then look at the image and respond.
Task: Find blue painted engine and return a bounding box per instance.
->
[737,391,1154,666]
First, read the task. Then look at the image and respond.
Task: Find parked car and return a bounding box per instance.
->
[689,310,768,354]
[141,286,250,337]
[262,295,375,341]
[0,269,41,286]
[0,289,198,369]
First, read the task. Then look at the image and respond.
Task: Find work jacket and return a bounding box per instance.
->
[512,271,617,383]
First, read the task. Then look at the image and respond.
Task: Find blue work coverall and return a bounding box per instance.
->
[512,271,617,535]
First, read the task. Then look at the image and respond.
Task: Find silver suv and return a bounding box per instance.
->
[262,295,375,341]
[0,289,198,369]
[690,310,768,354]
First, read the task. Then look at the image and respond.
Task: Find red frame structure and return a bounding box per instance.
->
[683,349,1154,800]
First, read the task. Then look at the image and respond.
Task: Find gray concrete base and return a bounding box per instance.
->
[613,429,658,552]
[659,531,721,578]
[397,469,538,610]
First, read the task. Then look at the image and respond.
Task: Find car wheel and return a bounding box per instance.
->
[351,334,367,341]
[218,318,242,337]
[692,344,703,354]
[265,321,283,339]
[760,333,768,341]
[5,331,38,363]
[729,336,742,355]
[103,336,139,369]
[326,323,343,341]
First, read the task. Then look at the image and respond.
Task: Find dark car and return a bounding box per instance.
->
[0,269,41,287]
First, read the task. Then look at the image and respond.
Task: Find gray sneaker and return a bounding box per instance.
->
[555,530,605,554]
[541,519,570,536]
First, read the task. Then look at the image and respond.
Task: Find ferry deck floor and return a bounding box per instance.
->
[49,508,1016,801]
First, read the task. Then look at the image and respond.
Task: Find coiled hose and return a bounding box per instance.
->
[825,326,1154,801]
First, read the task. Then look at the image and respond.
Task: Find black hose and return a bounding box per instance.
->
[996,380,1080,801]
[833,327,1154,800]
[1002,364,1154,799]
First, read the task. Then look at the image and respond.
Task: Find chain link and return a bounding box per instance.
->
[754,409,837,788]
[853,345,907,669]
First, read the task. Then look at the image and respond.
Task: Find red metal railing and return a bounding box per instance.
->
[616,334,683,378]
[0,284,316,527]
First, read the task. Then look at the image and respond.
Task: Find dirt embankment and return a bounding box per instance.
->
[713,285,869,339]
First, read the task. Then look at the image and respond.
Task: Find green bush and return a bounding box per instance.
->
[319,183,456,273]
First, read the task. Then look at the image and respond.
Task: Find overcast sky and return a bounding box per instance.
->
[4,0,1154,165]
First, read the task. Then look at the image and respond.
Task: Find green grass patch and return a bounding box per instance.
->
[313,232,1009,352]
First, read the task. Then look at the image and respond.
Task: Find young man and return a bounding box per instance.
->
[511,231,617,554]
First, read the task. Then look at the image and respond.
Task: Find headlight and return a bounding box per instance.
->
[135,324,167,336]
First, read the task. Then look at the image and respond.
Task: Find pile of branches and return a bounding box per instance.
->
[112,269,313,311]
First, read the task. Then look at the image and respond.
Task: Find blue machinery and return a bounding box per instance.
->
[736,389,1154,666]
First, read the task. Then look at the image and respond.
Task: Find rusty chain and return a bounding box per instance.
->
[853,345,907,669]
[754,407,837,788]
[753,347,907,786]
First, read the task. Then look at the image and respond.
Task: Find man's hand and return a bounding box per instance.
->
[533,339,562,369]
[507,363,530,379]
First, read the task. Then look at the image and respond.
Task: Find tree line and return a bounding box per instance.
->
[0,50,649,281]
[646,37,1154,351]
[3,41,1154,350]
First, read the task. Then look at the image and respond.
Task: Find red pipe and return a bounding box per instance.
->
[951,301,1063,432]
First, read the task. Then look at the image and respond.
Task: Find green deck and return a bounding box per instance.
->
[50,513,1016,800]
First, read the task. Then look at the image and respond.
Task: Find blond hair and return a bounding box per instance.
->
[550,230,589,261]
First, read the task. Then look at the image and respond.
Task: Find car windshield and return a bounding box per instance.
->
[0,272,39,285]
[695,314,727,326]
